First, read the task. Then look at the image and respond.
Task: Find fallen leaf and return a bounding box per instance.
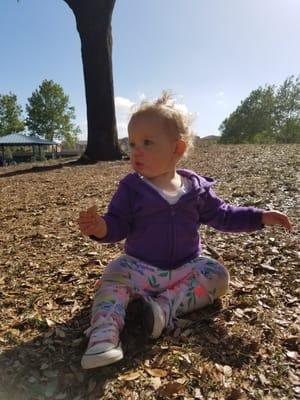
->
[286,351,299,361]
[259,264,277,273]
[288,370,300,385]
[258,373,269,385]
[145,368,168,378]
[118,371,141,381]
[150,377,162,390]
[223,365,233,377]
[158,381,185,397]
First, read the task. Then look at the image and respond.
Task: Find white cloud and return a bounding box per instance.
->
[77,94,197,140]
[78,96,135,140]
[78,121,87,140]
[115,96,135,112]
[215,91,227,107]
[116,121,128,139]
[115,96,135,138]
[115,94,197,137]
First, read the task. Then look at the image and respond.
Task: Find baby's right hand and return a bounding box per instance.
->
[78,205,107,239]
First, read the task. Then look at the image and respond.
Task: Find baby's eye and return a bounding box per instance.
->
[129,142,135,149]
[144,139,153,146]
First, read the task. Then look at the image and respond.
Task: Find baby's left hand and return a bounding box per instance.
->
[262,210,293,232]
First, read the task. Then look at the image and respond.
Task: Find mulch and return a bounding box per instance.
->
[0,144,299,400]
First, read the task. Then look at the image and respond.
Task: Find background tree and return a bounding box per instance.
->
[219,76,300,144]
[0,93,25,136]
[219,86,276,144]
[64,0,122,162]
[273,76,300,143]
[26,79,80,147]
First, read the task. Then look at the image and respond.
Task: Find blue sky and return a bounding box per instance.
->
[1,0,299,139]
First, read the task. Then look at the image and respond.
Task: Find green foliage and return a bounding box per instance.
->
[273,76,300,143]
[26,80,81,146]
[219,75,300,144]
[252,130,277,144]
[4,147,13,161]
[0,93,25,136]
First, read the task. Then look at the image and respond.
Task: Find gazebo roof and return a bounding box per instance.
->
[0,133,57,146]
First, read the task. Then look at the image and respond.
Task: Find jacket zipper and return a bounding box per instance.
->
[169,206,176,262]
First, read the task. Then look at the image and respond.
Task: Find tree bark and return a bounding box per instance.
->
[64,0,122,162]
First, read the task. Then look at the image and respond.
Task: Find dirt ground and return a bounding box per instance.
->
[0,144,299,400]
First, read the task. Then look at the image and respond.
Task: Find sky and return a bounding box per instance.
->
[1,0,300,140]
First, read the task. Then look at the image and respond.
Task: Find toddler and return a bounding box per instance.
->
[79,92,292,369]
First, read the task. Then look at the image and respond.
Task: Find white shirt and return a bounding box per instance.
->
[142,175,192,205]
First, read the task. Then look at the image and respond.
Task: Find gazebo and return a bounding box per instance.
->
[0,132,58,164]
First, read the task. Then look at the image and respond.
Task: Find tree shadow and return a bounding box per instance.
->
[189,317,259,368]
[0,159,85,179]
[0,300,258,400]
[0,153,129,179]
[0,300,152,400]
[168,301,260,369]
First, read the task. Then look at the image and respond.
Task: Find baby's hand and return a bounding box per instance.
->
[262,210,293,232]
[78,205,107,238]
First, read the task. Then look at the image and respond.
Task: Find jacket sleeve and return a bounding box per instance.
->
[198,186,264,233]
[90,181,133,243]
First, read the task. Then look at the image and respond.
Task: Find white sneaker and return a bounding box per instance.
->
[81,341,123,369]
[142,297,166,339]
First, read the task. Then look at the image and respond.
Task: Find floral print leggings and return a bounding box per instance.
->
[86,255,229,344]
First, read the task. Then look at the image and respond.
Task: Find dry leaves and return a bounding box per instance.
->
[0,144,299,400]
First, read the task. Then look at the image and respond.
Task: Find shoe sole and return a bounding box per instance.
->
[81,347,123,369]
[142,298,165,339]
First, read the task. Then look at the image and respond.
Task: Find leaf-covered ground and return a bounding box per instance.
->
[0,144,299,400]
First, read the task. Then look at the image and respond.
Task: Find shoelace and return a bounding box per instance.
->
[84,316,120,349]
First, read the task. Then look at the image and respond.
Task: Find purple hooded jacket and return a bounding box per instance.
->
[92,169,264,270]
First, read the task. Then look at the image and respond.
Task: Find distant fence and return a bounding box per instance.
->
[3,150,80,164]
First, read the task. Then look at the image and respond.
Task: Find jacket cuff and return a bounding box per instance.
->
[252,208,265,230]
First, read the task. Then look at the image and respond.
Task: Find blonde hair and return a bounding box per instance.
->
[129,91,194,156]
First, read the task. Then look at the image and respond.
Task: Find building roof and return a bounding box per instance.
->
[0,133,57,146]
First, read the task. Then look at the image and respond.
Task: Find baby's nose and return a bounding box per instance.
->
[133,145,144,155]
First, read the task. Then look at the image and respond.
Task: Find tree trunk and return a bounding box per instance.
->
[64,0,122,162]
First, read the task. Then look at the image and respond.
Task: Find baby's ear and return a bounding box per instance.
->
[175,139,186,157]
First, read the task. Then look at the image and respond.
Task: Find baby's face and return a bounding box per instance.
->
[128,115,179,179]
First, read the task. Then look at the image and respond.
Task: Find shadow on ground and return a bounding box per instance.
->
[0,301,258,400]
[0,159,84,179]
